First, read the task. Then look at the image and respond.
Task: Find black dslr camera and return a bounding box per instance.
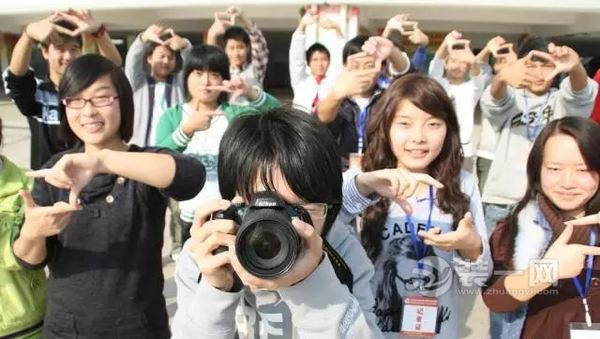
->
[212,191,313,279]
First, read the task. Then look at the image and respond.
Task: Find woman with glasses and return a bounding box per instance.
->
[12,54,206,339]
[171,108,385,338]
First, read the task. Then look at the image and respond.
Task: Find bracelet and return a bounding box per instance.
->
[92,24,107,38]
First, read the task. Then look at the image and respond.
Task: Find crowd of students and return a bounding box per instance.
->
[1,5,600,339]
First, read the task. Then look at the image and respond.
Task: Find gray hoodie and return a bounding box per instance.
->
[171,205,383,339]
[480,77,597,205]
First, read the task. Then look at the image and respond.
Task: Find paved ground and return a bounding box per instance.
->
[1,100,490,338]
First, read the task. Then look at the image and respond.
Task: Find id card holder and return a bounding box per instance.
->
[400,296,439,337]
[349,153,363,170]
[570,322,600,339]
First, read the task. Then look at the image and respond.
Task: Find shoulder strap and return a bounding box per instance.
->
[322,237,354,292]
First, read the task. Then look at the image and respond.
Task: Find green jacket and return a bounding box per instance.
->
[0,156,46,338]
[155,91,280,151]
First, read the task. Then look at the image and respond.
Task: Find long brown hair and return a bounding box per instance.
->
[361,74,469,261]
[504,117,600,266]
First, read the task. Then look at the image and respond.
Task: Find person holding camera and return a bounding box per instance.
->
[171,108,383,339]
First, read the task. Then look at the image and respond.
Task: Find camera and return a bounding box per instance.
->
[212,191,313,279]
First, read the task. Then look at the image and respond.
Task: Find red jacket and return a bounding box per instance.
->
[590,69,600,123]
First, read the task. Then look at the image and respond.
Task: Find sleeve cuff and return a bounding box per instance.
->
[342,169,380,216]
[173,125,192,148]
[248,87,266,106]
[388,52,411,76]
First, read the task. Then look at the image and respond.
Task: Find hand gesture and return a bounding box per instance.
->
[18,190,78,241]
[449,40,476,64]
[188,200,237,291]
[408,29,429,47]
[418,212,483,255]
[53,9,101,35]
[442,30,462,48]
[384,14,410,34]
[332,53,380,99]
[181,99,221,136]
[141,24,168,44]
[355,168,443,214]
[27,153,105,207]
[532,43,581,81]
[206,77,255,102]
[497,54,539,89]
[543,224,600,281]
[362,36,394,66]
[229,218,323,290]
[25,14,75,42]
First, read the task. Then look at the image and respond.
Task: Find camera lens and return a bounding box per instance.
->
[249,228,281,260]
[236,210,300,279]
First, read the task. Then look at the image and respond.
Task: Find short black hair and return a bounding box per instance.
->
[306,43,330,63]
[183,44,230,104]
[343,35,370,64]
[218,108,343,233]
[142,42,184,76]
[223,26,252,63]
[517,36,549,59]
[40,19,83,48]
[58,54,134,143]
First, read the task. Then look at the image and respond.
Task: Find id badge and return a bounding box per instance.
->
[349,153,363,170]
[570,322,600,339]
[400,296,439,337]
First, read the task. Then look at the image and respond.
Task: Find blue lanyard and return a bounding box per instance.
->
[356,104,371,154]
[376,74,391,89]
[523,90,550,142]
[406,186,435,270]
[572,228,597,326]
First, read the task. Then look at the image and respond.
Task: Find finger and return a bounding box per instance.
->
[346,51,370,63]
[555,224,574,245]
[51,24,77,37]
[460,212,474,228]
[44,175,72,190]
[565,213,600,226]
[412,173,444,188]
[193,199,232,228]
[19,190,37,209]
[577,244,600,256]
[544,69,559,82]
[68,189,80,208]
[396,200,413,215]
[197,251,232,273]
[205,85,232,93]
[26,169,52,178]
[292,219,322,257]
[50,201,80,214]
[529,50,554,64]
[197,231,236,256]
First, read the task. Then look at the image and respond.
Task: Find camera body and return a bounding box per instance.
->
[212,191,313,279]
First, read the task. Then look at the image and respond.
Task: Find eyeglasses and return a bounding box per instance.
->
[298,203,331,218]
[62,95,119,109]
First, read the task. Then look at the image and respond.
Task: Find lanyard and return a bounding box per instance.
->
[406,186,435,270]
[356,101,373,154]
[376,74,391,89]
[523,90,550,142]
[572,228,597,327]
